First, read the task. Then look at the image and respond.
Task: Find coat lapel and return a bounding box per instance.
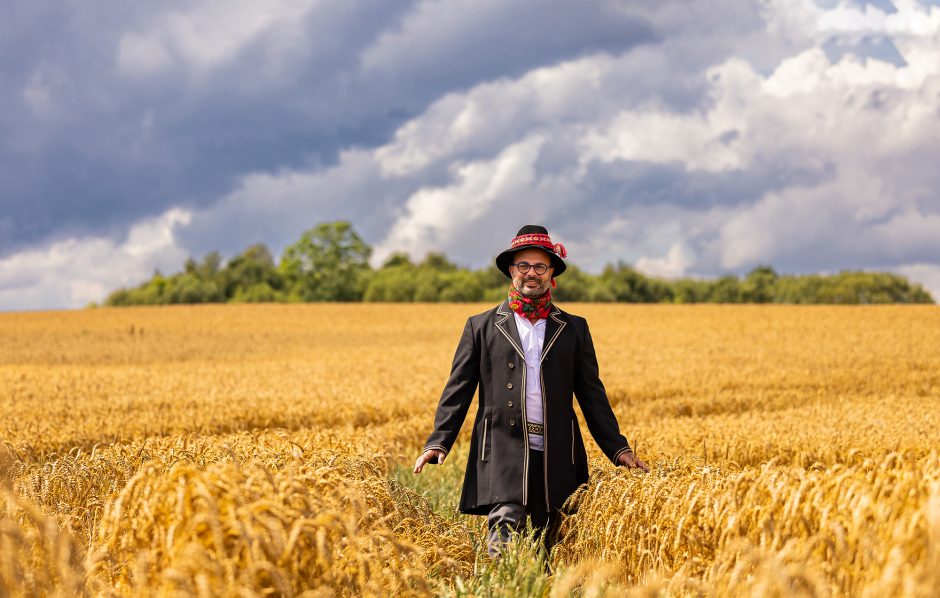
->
[540,304,567,362]
[495,300,524,359]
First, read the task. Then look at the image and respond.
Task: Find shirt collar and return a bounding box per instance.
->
[512,311,546,329]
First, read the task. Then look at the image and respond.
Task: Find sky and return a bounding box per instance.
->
[1,0,939,310]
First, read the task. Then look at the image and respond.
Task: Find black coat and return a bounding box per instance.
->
[423,300,632,515]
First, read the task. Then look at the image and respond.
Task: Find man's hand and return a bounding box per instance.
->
[617,451,649,473]
[413,449,446,474]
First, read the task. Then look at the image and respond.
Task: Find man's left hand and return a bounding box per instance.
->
[617,451,649,473]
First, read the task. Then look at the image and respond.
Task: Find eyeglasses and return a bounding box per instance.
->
[511,262,550,275]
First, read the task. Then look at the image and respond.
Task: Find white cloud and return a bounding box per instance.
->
[116,0,321,77]
[716,181,844,270]
[374,51,636,177]
[9,0,940,308]
[360,0,495,73]
[359,0,646,81]
[117,33,173,76]
[21,71,58,117]
[580,105,746,173]
[896,263,940,301]
[0,209,191,311]
[374,136,548,264]
[185,0,940,283]
[868,208,940,257]
[711,169,940,272]
[176,148,407,258]
[760,0,820,44]
[817,2,892,34]
[636,243,693,278]
[817,1,940,37]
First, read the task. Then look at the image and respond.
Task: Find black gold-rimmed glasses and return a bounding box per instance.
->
[510,262,550,275]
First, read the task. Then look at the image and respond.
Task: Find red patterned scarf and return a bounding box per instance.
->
[508,285,552,323]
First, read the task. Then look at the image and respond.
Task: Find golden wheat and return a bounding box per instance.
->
[1,303,938,596]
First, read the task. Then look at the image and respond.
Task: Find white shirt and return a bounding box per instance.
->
[513,311,546,451]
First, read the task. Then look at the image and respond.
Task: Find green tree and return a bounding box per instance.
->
[222,244,284,300]
[586,279,616,302]
[420,252,458,272]
[740,265,778,303]
[413,269,443,301]
[477,264,511,302]
[99,222,936,306]
[364,263,419,301]
[279,222,372,302]
[168,252,226,303]
[438,270,484,302]
[184,251,223,281]
[232,282,280,303]
[551,264,592,302]
[381,252,414,269]
[817,271,935,304]
[105,271,171,305]
[164,274,223,304]
[671,278,710,303]
[599,262,660,302]
[104,288,132,306]
[708,275,742,303]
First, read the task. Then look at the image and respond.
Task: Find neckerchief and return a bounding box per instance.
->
[508,284,552,323]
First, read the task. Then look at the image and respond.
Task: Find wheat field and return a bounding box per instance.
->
[1,303,939,596]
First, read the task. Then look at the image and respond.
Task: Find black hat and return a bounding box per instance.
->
[495,225,567,278]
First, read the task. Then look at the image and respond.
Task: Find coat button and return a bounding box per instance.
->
[508,401,513,407]
[509,419,515,426]
[506,383,513,389]
[508,362,515,369]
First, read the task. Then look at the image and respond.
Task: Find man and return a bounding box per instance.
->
[413,225,648,556]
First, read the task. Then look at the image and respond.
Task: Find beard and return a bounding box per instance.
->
[513,277,550,298]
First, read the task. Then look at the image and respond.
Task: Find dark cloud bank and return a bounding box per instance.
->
[2,0,939,309]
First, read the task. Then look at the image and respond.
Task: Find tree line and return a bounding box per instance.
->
[102,221,935,306]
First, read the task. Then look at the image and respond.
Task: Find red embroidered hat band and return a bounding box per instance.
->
[509,233,568,258]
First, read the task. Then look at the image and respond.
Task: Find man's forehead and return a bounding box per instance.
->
[513,249,551,264]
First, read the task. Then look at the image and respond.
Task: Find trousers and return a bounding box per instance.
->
[486,449,555,557]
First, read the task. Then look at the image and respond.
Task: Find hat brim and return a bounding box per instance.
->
[495,245,567,278]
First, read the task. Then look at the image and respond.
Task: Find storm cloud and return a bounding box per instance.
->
[2,0,939,309]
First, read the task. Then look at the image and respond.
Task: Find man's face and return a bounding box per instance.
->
[510,248,554,298]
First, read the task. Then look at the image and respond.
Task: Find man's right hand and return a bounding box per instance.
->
[413,449,446,473]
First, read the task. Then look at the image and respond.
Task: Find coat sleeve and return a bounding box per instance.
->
[573,318,633,464]
[422,317,480,456]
